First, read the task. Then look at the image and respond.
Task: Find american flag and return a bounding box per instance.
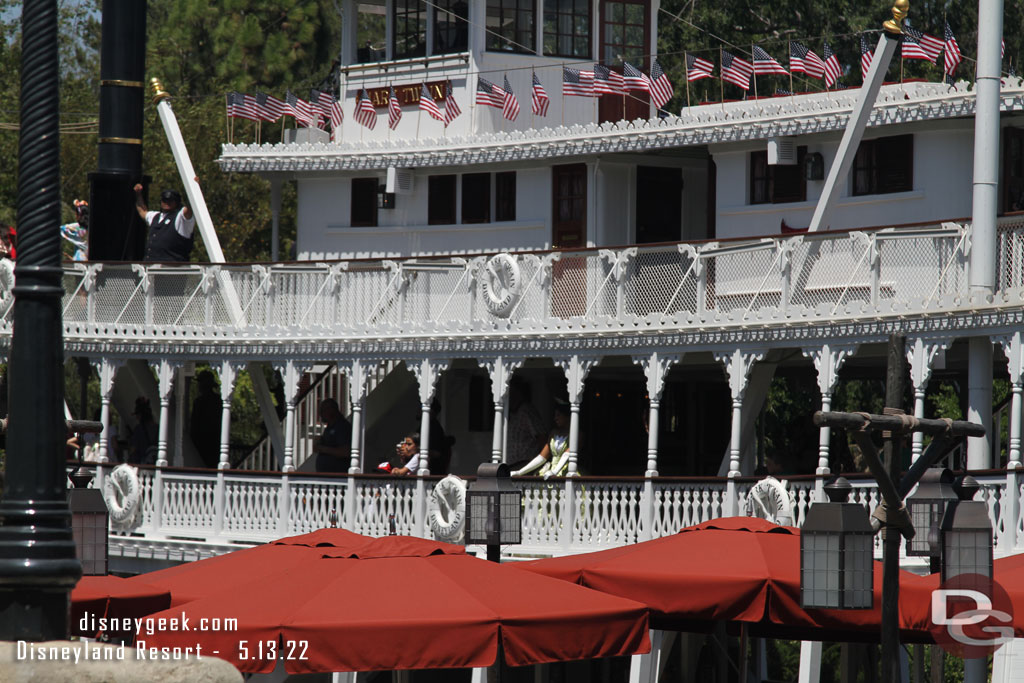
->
[476,77,503,107]
[943,23,962,76]
[501,76,520,121]
[228,92,259,121]
[622,62,650,91]
[790,42,825,79]
[649,58,674,108]
[388,86,402,130]
[562,66,593,97]
[255,92,287,122]
[752,46,788,75]
[720,51,752,90]
[686,54,714,82]
[443,81,462,126]
[226,92,238,118]
[531,72,550,116]
[353,89,377,129]
[593,64,624,95]
[902,25,942,63]
[311,89,343,129]
[860,34,874,82]
[419,83,444,121]
[822,42,842,88]
[286,90,317,127]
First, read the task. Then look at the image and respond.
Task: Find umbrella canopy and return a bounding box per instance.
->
[520,517,935,641]
[72,575,171,639]
[912,554,1024,638]
[132,530,650,674]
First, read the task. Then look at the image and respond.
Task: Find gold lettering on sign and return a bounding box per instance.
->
[364,81,451,109]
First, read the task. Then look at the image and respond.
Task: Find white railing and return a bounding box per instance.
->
[108,467,1024,561]
[44,220,1024,344]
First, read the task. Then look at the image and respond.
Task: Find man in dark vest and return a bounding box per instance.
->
[134,183,196,262]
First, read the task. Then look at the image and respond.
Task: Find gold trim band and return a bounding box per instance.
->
[101,79,144,88]
[99,137,142,145]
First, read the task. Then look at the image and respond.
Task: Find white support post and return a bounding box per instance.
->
[345,359,371,473]
[628,629,663,683]
[798,641,822,683]
[999,332,1024,552]
[558,355,596,477]
[807,32,900,232]
[484,357,523,464]
[269,176,282,262]
[274,360,307,473]
[218,361,240,470]
[409,358,449,477]
[968,337,994,469]
[716,349,764,515]
[173,365,188,467]
[634,352,681,477]
[803,344,856,497]
[154,359,178,468]
[906,338,952,463]
[97,358,122,464]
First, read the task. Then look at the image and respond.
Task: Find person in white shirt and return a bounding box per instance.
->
[134,183,196,262]
[390,433,421,476]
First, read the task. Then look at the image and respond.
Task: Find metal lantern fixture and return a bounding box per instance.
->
[68,467,109,576]
[906,467,957,557]
[466,463,522,562]
[377,184,395,209]
[800,477,874,609]
[804,152,825,180]
[940,476,993,581]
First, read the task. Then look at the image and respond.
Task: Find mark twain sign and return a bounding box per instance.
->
[360,81,449,109]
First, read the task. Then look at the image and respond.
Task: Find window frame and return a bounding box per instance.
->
[433,0,469,55]
[461,173,492,224]
[350,177,379,227]
[495,171,517,221]
[543,0,591,59]
[749,147,807,205]
[486,0,536,53]
[392,0,426,60]
[852,134,914,197]
[428,174,458,225]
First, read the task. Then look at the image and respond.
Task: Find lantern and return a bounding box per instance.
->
[801,477,874,609]
[466,463,521,562]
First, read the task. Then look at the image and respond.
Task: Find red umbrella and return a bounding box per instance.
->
[520,517,936,641]
[131,531,650,674]
[71,575,171,640]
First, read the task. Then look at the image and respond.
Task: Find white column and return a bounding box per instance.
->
[716,349,764,515]
[218,361,240,470]
[905,338,952,463]
[274,361,307,472]
[998,332,1024,552]
[803,344,856,475]
[345,359,371,473]
[798,641,822,683]
[484,357,523,464]
[96,358,122,463]
[409,358,449,476]
[557,355,597,476]
[154,360,178,467]
[967,337,994,469]
[634,352,681,477]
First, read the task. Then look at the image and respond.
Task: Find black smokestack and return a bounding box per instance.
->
[88,0,148,261]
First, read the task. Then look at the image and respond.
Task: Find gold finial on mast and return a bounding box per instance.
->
[883,0,910,34]
[150,78,171,104]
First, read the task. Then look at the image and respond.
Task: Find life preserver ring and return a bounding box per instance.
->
[104,464,142,530]
[481,253,522,318]
[429,475,466,543]
[744,476,795,526]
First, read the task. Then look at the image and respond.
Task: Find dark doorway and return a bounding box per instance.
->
[551,163,587,317]
[635,166,682,244]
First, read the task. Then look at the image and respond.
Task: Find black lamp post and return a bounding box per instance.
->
[906,467,957,563]
[0,0,82,640]
[940,476,994,582]
[800,477,875,609]
[466,463,522,563]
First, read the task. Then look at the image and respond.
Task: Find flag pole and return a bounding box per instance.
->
[531,69,536,129]
[684,52,691,108]
[752,44,758,100]
[719,47,725,109]
[789,45,795,95]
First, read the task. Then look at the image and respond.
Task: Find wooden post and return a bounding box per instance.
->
[880,333,906,683]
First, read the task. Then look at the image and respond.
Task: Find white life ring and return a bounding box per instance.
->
[744,476,795,526]
[481,253,522,318]
[104,464,142,530]
[429,475,467,543]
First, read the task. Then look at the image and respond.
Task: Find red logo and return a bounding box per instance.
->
[929,573,1014,659]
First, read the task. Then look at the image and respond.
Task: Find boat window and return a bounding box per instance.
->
[393,0,426,60]
[487,0,536,53]
[543,0,591,59]
[852,134,913,196]
[351,178,379,227]
[356,0,387,63]
[434,0,469,54]
[749,147,807,204]
[428,175,458,225]
[1006,127,1024,213]
[495,172,517,221]
[462,173,492,224]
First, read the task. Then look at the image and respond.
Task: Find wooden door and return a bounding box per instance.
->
[598,0,650,123]
[552,164,587,317]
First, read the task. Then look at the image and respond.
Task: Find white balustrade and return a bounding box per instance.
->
[48,220,1024,345]
[104,465,1022,562]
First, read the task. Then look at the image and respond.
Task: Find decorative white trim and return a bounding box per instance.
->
[219,81,1024,173]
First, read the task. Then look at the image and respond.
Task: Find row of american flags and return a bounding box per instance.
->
[685,23,973,93]
[227,22,996,131]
